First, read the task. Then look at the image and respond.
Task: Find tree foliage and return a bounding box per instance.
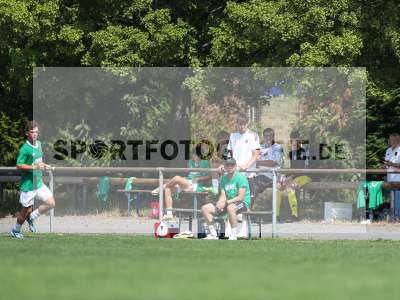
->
[0,0,399,167]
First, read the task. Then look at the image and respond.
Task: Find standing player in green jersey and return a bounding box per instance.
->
[10,120,56,238]
[201,158,251,240]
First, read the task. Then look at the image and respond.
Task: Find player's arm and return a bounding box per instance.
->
[16,164,38,170]
[195,175,212,183]
[258,145,284,168]
[226,187,245,204]
[383,160,400,168]
[17,162,49,170]
[257,159,278,167]
[210,159,225,174]
[215,189,227,210]
[240,148,260,170]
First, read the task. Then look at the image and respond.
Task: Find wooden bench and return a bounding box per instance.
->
[166,208,201,232]
[166,208,227,238]
[242,210,273,239]
[168,207,273,239]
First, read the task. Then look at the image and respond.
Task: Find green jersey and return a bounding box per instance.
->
[220,171,251,208]
[367,181,383,209]
[16,141,44,191]
[187,159,210,192]
[356,181,384,209]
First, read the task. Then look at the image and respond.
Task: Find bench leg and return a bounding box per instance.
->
[178,212,182,231]
[193,195,198,219]
[189,215,192,232]
[136,194,141,216]
[247,214,251,240]
[258,217,262,239]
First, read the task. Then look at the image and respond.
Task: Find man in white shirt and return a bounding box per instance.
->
[384,133,400,217]
[227,116,260,238]
[227,116,261,177]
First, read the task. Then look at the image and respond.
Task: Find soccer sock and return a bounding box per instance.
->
[230,227,237,237]
[13,223,22,232]
[225,221,231,236]
[288,190,298,217]
[239,219,248,236]
[166,209,173,217]
[208,224,217,237]
[276,190,282,217]
[30,209,41,221]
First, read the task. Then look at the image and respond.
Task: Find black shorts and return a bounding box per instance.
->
[248,175,273,196]
[215,201,248,216]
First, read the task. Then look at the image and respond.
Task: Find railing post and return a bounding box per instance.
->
[158,168,164,221]
[272,169,277,238]
[193,195,198,219]
[390,191,395,222]
[49,169,54,233]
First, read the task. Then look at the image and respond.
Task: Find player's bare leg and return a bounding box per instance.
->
[29,196,55,222]
[17,206,31,226]
[226,204,238,240]
[201,203,218,239]
[11,206,31,238]
[163,176,192,219]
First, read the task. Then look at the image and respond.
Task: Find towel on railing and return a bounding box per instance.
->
[357,181,384,209]
[97,176,110,202]
[124,177,136,203]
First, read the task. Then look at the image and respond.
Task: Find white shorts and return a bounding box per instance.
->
[175,180,198,193]
[19,184,53,207]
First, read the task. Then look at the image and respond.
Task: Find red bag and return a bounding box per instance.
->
[148,201,159,219]
[154,221,179,238]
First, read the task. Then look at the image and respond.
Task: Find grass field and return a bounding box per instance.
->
[1,234,399,300]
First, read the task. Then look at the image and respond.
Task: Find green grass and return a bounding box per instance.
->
[1,234,399,300]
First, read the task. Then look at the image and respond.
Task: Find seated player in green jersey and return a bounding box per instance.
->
[152,147,211,220]
[201,158,251,240]
[10,120,56,238]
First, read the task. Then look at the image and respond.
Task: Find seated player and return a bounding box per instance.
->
[252,128,284,202]
[10,120,56,238]
[277,130,311,221]
[152,147,210,220]
[201,158,251,240]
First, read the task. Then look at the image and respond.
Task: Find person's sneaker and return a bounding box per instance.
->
[10,229,24,239]
[27,216,37,233]
[228,236,237,241]
[237,234,248,240]
[151,187,160,195]
[162,214,174,221]
[202,234,218,240]
[360,219,372,225]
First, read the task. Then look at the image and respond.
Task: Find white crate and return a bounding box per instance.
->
[324,202,352,222]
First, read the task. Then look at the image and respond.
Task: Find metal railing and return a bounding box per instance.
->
[1,166,399,237]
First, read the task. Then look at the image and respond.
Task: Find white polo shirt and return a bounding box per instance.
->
[228,130,260,177]
[259,143,284,178]
[385,145,400,182]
